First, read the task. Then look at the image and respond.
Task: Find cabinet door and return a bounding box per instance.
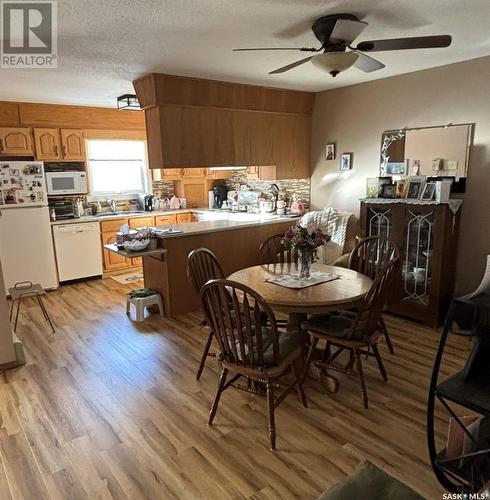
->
[160,106,235,166]
[182,168,206,178]
[34,128,61,160]
[102,231,129,271]
[233,111,273,166]
[60,129,85,161]
[162,168,182,180]
[129,216,155,229]
[176,212,192,224]
[181,181,207,209]
[246,166,260,180]
[0,127,33,156]
[155,214,177,226]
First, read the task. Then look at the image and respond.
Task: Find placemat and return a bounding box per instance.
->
[265,272,341,289]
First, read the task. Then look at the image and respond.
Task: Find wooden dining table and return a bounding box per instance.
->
[228,262,373,391]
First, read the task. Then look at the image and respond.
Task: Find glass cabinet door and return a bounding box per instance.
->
[367,207,392,240]
[401,209,435,306]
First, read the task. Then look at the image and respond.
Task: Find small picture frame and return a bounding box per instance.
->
[406,178,424,199]
[366,178,379,198]
[420,182,436,201]
[386,162,407,176]
[381,183,396,199]
[340,153,352,171]
[395,179,407,199]
[326,143,336,160]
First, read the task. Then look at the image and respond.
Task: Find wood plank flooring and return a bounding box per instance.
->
[0,278,471,499]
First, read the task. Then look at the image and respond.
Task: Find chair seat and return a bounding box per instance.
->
[302,311,365,341]
[228,328,306,366]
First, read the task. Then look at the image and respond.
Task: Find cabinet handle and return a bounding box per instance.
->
[54,145,58,156]
[62,145,66,157]
[0,138,3,153]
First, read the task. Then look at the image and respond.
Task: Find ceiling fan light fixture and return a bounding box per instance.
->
[311,51,359,77]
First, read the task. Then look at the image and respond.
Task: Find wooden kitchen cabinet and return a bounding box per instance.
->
[102,231,129,271]
[162,168,182,180]
[34,127,85,161]
[0,127,33,156]
[129,216,155,229]
[182,168,206,178]
[155,214,177,226]
[34,128,61,160]
[60,129,85,161]
[175,179,209,209]
[176,212,193,224]
[246,166,277,180]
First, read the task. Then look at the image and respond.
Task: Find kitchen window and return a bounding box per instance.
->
[87,140,148,196]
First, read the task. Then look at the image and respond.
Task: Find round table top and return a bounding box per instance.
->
[228,263,373,314]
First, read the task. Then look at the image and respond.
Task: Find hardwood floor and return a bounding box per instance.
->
[0,278,470,499]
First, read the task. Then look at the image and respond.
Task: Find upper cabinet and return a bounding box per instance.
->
[0,127,34,156]
[34,128,85,161]
[134,73,314,179]
[34,128,61,160]
[60,129,85,160]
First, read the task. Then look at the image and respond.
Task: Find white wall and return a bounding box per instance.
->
[311,56,490,293]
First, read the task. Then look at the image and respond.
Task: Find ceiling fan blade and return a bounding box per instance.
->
[268,56,313,74]
[353,51,385,73]
[233,47,319,52]
[330,19,368,43]
[356,35,452,52]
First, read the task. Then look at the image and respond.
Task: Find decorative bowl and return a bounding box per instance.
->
[122,238,150,251]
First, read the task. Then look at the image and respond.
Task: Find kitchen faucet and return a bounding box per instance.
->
[108,199,117,213]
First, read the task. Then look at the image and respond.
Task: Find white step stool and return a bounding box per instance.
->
[126,288,164,321]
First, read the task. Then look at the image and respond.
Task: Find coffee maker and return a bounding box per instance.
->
[213,183,228,209]
[138,194,155,212]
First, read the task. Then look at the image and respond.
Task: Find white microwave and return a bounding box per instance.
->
[46,171,88,195]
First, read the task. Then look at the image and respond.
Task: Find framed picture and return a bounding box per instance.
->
[406,179,424,199]
[366,178,379,198]
[420,182,436,201]
[395,179,407,199]
[377,176,392,197]
[340,153,352,171]
[325,143,336,160]
[386,162,407,175]
[381,183,396,199]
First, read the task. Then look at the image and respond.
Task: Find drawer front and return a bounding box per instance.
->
[129,216,155,229]
[102,231,129,271]
[155,214,177,226]
[176,212,192,224]
[100,218,128,233]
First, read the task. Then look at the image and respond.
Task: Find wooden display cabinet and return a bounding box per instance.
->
[360,200,461,327]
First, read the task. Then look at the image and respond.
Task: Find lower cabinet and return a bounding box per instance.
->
[101,212,195,272]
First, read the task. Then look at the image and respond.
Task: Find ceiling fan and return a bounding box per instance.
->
[233,14,452,77]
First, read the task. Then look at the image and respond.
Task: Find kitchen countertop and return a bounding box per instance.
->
[49,208,203,225]
[152,215,299,239]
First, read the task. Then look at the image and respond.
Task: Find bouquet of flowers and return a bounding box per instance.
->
[283,225,330,279]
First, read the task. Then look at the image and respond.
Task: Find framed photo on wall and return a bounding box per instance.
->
[326,143,336,160]
[340,153,352,171]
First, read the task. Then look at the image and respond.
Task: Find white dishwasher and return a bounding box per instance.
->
[52,222,103,282]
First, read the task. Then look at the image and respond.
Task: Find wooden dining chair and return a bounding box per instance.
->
[187,247,225,380]
[200,279,307,450]
[301,257,399,409]
[347,236,400,355]
[259,234,299,265]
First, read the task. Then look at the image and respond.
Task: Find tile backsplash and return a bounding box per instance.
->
[151,172,310,209]
[223,171,311,209]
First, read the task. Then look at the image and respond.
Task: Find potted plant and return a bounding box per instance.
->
[283,225,330,280]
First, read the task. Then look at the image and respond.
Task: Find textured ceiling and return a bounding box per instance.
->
[1,0,490,107]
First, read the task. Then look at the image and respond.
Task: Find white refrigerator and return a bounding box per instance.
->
[0,161,58,292]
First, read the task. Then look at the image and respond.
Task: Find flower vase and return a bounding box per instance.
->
[298,249,314,281]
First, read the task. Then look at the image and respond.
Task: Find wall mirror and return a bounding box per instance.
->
[380,123,474,186]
